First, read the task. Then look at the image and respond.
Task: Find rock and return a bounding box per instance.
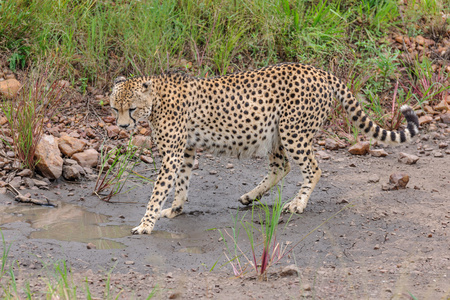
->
[193,159,199,170]
[0,79,21,99]
[64,158,78,166]
[438,142,448,149]
[226,163,234,169]
[140,155,154,164]
[86,243,96,249]
[368,174,380,183]
[32,179,48,187]
[23,177,35,188]
[434,99,449,112]
[280,265,300,277]
[17,169,33,177]
[118,130,129,139]
[102,116,116,124]
[325,138,339,150]
[316,151,331,160]
[433,151,443,158]
[124,261,135,265]
[440,113,450,124]
[72,149,99,168]
[369,149,388,157]
[62,165,81,181]
[418,115,433,125]
[398,152,419,165]
[0,116,8,126]
[85,128,96,138]
[348,141,370,155]
[132,135,152,149]
[389,173,409,189]
[106,125,120,138]
[34,135,63,179]
[9,176,22,188]
[58,80,70,88]
[58,135,86,157]
[209,170,218,175]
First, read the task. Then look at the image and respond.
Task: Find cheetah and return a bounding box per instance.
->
[110,63,419,235]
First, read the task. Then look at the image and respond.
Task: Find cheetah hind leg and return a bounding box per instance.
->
[160,148,195,219]
[239,147,291,205]
[282,145,321,214]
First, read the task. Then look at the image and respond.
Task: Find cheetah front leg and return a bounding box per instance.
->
[239,146,291,205]
[160,147,195,219]
[131,152,183,235]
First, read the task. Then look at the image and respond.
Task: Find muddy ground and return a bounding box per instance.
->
[1,128,449,299]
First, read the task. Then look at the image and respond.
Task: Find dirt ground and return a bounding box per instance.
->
[1,127,449,299]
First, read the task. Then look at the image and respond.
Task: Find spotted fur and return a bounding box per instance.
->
[110,63,419,235]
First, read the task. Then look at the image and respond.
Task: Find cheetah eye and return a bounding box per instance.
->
[129,108,137,112]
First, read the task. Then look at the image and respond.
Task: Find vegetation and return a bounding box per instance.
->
[0,68,66,171]
[0,230,157,299]
[1,0,447,143]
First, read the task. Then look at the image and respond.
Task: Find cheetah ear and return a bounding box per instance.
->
[114,76,126,85]
[142,80,152,93]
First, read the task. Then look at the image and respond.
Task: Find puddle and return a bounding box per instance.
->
[178,247,204,254]
[0,202,130,249]
[151,230,189,239]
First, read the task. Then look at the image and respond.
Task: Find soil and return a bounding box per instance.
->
[1,128,449,299]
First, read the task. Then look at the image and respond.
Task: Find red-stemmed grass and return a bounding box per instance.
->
[0,69,66,171]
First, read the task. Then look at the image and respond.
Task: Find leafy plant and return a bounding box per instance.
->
[401,56,450,106]
[93,139,143,202]
[219,186,293,280]
[0,68,66,171]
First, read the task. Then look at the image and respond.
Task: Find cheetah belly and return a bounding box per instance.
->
[186,124,280,158]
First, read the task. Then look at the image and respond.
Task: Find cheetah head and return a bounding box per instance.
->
[109,76,154,129]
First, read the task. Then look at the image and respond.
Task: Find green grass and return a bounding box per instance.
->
[0,0,411,87]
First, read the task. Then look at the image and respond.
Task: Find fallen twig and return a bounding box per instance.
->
[6,183,57,207]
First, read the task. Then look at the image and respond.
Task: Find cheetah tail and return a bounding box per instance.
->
[333,83,419,145]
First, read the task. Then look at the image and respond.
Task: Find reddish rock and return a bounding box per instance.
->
[0,116,8,126]
[86,128,96,138]
[369,149,388,157]
[0,79,21,99]
[389,173,409,189]
[325,138,340,150]
[132,135,152,149]
[34,135,63,179]
[398,152,419,165]
[102,116,116,123]
[440,113,450,124]
[118,130,129,139]
[72,149,99,168]
[58,135,86,157]
[434,99,449,112]
[106,125,120,138]
[140,155,154,164]
[348,141,370,155]
[419,115,433,125]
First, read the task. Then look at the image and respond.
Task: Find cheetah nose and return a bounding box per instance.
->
[119,124,129,129]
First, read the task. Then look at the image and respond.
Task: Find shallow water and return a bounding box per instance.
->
[0,202,130,249]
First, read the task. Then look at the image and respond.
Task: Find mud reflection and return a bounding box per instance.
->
[0,202,130,249]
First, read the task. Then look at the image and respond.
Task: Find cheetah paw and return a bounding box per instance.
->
[160,207,183,219]
[282,200,307,214]
[131,221,154,235]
